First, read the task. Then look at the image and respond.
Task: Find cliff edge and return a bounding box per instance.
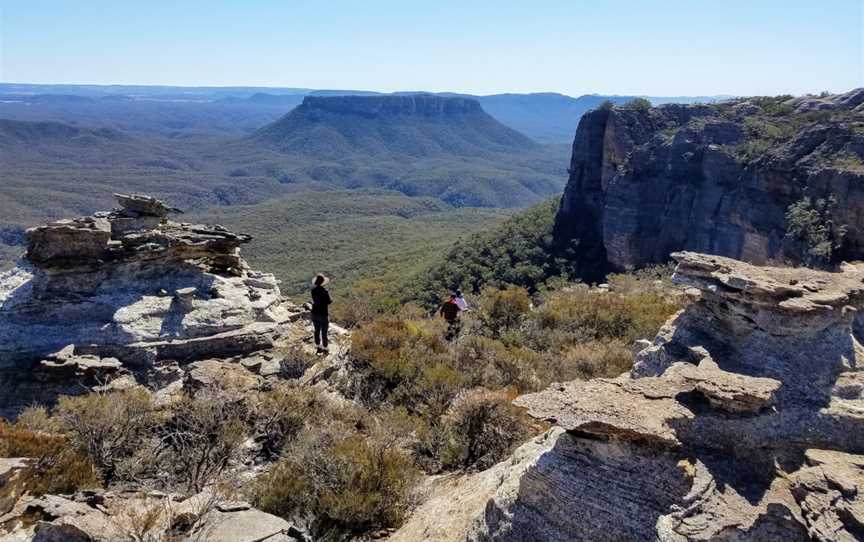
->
[553,89,864,281]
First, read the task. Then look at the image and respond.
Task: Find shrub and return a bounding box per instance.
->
[625,97,652,111]
[785,195,848,267]
[157,389,248,493]
[54,389,156,483]
[532,287,679,345]
[835,153,864,173]
[475,286,532,338]
[0,420,100,495]
[449,336,540,391]
[439,388,534,471]
[250,424,419,537]
[14,405,59,434]
[606,263,677,295]
[556,339,634,380]
[349,318,450,408]
[272,344,318,379]
[253,383,324,459]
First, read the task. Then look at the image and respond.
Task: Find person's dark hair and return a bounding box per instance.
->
[314,274,328,286]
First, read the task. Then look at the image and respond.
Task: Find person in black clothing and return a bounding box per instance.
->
[311,274,332,354]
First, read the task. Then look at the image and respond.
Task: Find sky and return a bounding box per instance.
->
[0,0,861,97]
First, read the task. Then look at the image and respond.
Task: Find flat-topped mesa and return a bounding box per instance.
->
[25,194,250,275]
[299,94,485,117]
[1,195,290,369]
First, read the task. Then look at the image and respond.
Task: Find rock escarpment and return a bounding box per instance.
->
[464,252,864,541]
[0,194,296,416]
[553,89,864,281]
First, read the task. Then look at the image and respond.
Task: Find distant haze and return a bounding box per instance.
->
[1,0,860,96]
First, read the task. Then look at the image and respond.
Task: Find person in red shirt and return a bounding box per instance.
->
[438,293,462,340]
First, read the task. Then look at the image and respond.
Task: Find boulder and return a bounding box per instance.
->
[184,359,263,393]
[196,507,303,542]
[25,217,111,265]
[0,459,28,517]
[114,193,181,218]
[789,449,864,541]
[669,359,780,414]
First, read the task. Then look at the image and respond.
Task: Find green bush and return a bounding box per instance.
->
[250,425,419,537]
[785,195,847,267]
[253,383,324,459]
[439,388,534,471]
[531,287,680,345]
[54,389,156,483]
[556,339,634,380]
[474,285,532,338]
[345,268,683,474]
[157,389,249,493]
[625,97,652,110]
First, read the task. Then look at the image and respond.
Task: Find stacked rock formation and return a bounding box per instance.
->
[553,88,864,281]
[455,252,864,541]
[0,194,294,415]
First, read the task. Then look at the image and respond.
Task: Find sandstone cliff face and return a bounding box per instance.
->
[554,89,864,281]
[446,252,864,541]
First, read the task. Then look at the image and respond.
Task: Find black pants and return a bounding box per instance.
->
[445,318,460,341]
[312,314,329,348]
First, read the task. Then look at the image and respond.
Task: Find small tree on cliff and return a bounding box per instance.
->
[785,195,847,267]
[625,97,652,111]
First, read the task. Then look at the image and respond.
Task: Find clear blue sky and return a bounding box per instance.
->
[1,0,861,96]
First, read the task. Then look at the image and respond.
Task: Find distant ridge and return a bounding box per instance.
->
[0,118,129,145]
[252,94,536,160]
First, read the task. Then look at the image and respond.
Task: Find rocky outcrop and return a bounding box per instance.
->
[462,252,864,541]
[0,490,304,542]
[553,89,864,281]
[0,195,297,416]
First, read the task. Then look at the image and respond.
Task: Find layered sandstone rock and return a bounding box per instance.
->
[0,195,296,416]
[553,89,864,281]
[461,253,864,541]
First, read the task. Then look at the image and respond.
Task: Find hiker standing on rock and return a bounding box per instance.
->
[439,292,462,340]
[311,274,332,354]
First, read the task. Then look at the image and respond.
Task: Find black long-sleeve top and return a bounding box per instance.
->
[311,285,332,317]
